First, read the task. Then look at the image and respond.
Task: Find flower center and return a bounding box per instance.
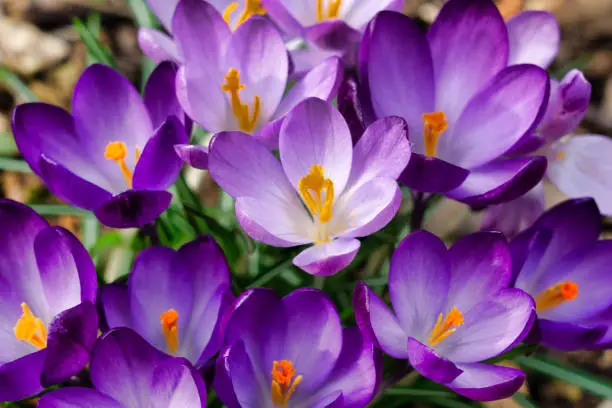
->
[160,309,179,355]
[104,141,141,188]
[316,0,342,22]
[271,360,302,406]
[535,281,578,312]
[298,164,334,229]
[422,111,448,158]
[428,306,464,347]
[223,0,265,30]
[14,302,47,349]
[221,68,262,133]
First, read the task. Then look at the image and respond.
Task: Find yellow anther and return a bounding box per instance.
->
[14,302,47,349]
[223,0,265,30]
[422,111,448,158]
[271,360,302,406]
[316,0,342,22]
[555,151,566,161]
[428,307,464,347]
[535,281,578,312]
[104,141,140,188]
[298,164,334,224]
[160,309,179,355]
[221,68,262,133]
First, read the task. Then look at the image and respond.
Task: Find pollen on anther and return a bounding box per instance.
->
[104,141,128,161]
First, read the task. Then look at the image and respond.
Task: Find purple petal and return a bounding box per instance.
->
[138,28,180,63]
[353,282,409,358]
[150,359,207,407]
[399,153,469,193]
[94,190,172,228]
[175,144,209,170]
[507,11,560,68]
[260,0,304,37]
[407,337,462,384]
[145,0,179,31]
[144,61,187,129]
[443,65,549,168]
[38,387,119,407]
[217,340,267,407]
[304,20,361,52]
[447,156,547,207]
[448,363,525,401]
[389,231,450,338]
[41,302,98,387]
[428,0,508,124]
[213,346,241,408]
[536,319,606,351]
[343,0,404,28]
[280,98,353,196]
[100,283,132,329]
[0,351,45,402]
[252,118,285,151]
[293,238,360,276]
[337,76,366,144]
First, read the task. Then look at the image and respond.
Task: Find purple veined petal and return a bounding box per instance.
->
[289,45,343,79]
[399,153,470,194]
[441,65,549,168]
[72,64,154,190]
[38,387,120,408]
[138,28,181,64]
[428,0,508,125]
[436,289,535,363]
[175,144,209,170]
[293,238,360,276]
[94,190,172,228]
[389,231,450,340]
[304,20,361,52]
[12,103,114,191]
[260,0,305,37]
[252,118,285,151]
[0,350,46,402]
[337,76,366,144]
[128,246,194,356]
[145,0,179,31]
[214,346,241,408]
[446,231,511,313]
[507,11,560,68]
[535,319,606,351]
[150,359,206,408]
[366,11,434,152]
[279,98,353,197]
[313,393,343,408]
[342,0,404,29]
[407,337,462,384]
[218,340,269,407]
[446,156,547,207]
[357,16,377,127]
[353,282,409,358]
[144,61,187,129]
[548,135,612,215]
[448,363,525,401]
[133,117,188,190]
[100,283,132,329]
[41,302,99,387]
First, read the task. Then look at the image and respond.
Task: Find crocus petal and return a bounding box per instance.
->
[443,65,549,168]
[260,0,304,37]
[399,154,470,193]
[151,359,206,408]
[93,190,172,228]
[304,20,361,52]
[133,117,188,190]
[145,0,179,31]
[280,98,353,197]
[507,11,560,68]
[337,76,366,144]
[213,347,241,408]
[343,0,403,28]
[448,363,525,401]
[428,0,508,125]
[353,282,409,358]
[389,231,450,339]
[144,61,187,129]
[100,283,132,329]
[138,28,181,64]
[175,144,209,170]
[535,319,606,351]
[548,135,612,215]
[447,156,547,207]
[41,302,99,387]
[38,387,120,408]
[407,337,462,384]
[293,238,360,276]
[0,351,45,402]
[218,340,267,407]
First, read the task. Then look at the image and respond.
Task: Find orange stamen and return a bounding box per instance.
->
[222,0,265,30]
[535,281,578,312]
[221,68,261,133]
[160,309,179,355]
[428,307,464,347]
[316,0,342,22]
[422,111,448,158]
[298,164,334,226]
[14,302,47,349]
[104,141,140,188]
[271,360,302,406]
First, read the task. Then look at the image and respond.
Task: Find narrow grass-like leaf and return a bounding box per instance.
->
[513,392,539,408]
[0,158,32,173]
[82,213,100,249]
[73,16,116,67]
[0,68,38,102]
[31,204,89,216]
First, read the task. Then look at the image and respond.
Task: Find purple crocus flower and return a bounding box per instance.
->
[12,63,188,228]
[38,328,207,408]
[510,198,612,350]
[354,230,535,401]
[0,200,98,402]
[208,97,411,276]
[171,0,343,162]
[215,288,378,407]
[101,236,234,366]
[359,0,550,206]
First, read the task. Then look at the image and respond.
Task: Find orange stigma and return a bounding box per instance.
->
[221,68,261,133]
[104,141,141,188]
[271,360,302,406]
[223,0,265,30]
[316,0,342,22]
[428,307,464,347]
[422,111,448,158]
[298,164,334,227]
[535,281,578,312]
[14,302,47,349]
[160,309,179,355]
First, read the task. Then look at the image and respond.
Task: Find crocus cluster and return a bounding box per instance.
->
[5,0,612,406]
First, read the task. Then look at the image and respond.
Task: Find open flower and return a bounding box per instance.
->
[0,200,98,402]
[209,98,410,275]
[38,328,207,408]
[511,198,612,350]
[101,236,234,366]
[215,288,377,407]
[12,63,188,228]
[359,0,549,206]
[354,230,535,401]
